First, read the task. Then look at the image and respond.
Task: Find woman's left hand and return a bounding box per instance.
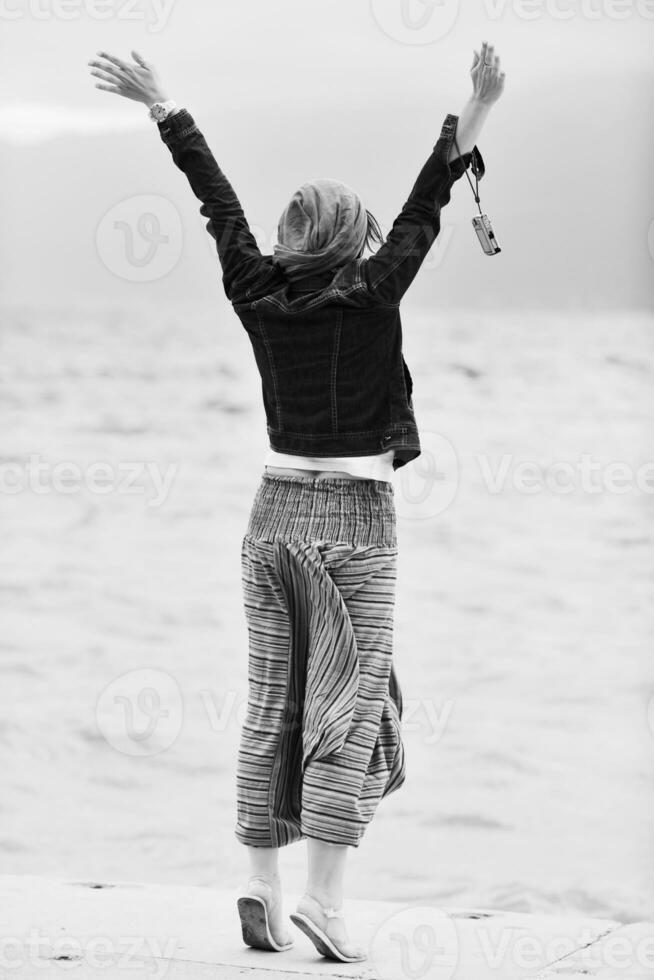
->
[88,50,169,105]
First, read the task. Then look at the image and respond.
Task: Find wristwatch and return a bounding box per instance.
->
[148,100,178,122]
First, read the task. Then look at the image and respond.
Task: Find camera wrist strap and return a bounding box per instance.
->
[453,134,483,218]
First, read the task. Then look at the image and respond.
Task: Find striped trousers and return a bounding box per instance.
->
[236,472,405,849]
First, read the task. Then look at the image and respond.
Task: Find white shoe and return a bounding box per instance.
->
[290,893,366,963]
[236,875,294,952]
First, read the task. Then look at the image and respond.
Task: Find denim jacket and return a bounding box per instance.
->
[158,109,483,470]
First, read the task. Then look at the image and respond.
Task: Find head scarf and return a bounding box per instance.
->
[272,177,368,278]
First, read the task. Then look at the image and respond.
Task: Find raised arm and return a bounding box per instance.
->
[155,107,268,302]
[363,41,505,306]
[448,42,504,159]
[87,50,268,302]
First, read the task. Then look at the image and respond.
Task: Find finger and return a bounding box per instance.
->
[96,50,130,71]
[131,49,149,68]
[90,68,121,84]
[89,58,132,83]
[471,49,479,69]
[88,58,120,71]
[95,83,122,93]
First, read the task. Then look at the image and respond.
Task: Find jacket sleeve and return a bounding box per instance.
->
[156,108,266,301]
[363,113,483,306]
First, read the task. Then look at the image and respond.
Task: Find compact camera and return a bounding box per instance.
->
[472,213,501,255]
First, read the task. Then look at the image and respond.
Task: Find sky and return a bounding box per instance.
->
[1,0,653,312]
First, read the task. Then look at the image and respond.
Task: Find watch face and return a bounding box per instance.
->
[151,104,166,121]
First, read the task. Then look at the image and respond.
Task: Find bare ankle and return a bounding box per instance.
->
[250,870,280,883]
[304,887,343,910]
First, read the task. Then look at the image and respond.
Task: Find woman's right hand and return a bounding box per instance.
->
[470,41,505,105]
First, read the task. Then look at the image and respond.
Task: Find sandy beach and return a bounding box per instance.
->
[1,304,652,923]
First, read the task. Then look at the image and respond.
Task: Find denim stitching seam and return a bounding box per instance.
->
[257,309,282,431]
[330,311,342,436]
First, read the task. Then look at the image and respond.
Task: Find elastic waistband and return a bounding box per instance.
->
[245,472,397,548]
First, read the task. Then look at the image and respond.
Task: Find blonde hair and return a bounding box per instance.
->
[360,210,385,256]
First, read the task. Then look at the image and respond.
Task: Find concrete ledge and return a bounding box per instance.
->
[1,875,652,979]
